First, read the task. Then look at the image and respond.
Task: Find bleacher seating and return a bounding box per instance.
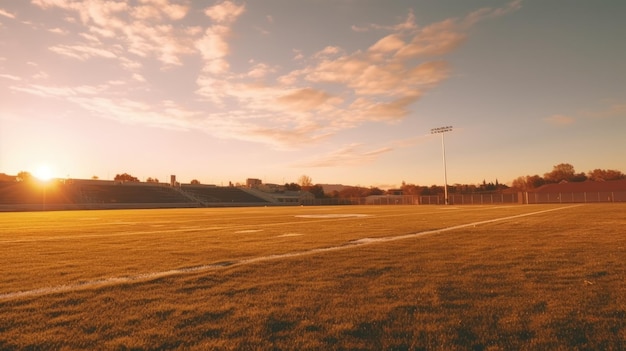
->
[76,183,192,203]
[0,180,269,209]
[180,185,268,203]
[0,181,74,204]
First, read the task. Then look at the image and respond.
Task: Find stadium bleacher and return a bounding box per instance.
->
[180,185,269,204]
[0,180,270,210]
[77,183,192,204]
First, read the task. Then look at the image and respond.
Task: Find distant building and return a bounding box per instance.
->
[387,189,403,195]
[246,178,262,188]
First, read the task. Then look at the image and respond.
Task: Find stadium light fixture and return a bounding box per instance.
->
[430,126,453,205]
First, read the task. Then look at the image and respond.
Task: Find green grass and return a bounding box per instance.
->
[0,205,625,350]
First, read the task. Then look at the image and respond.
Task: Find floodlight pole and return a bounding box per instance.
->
[430,126,453,205]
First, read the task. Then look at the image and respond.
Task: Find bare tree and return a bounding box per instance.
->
[298,175,313,187]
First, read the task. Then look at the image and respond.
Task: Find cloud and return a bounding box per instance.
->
[191,0,519,146]
[548,100,626,126]
[12,81,197,130]
[348,94,422,123]
[11,1,521,151]
[196,25,232,73]
[246,62,275,78]
[395,21,467,58]
[276,88,340,112]
[204,1,245,23]
[132,0,188,20]
[544,114,575,126]
[296,143,394,167]
[33,0,195,66]
[369,34,406,54]
[49,44,117,60]
[582,103,626,119]
[0,74,21,81]
[0,8,16,19]
[195,2,246,79]
[463,0,522,27]
[352,9,417,33]
[48,27,68,35]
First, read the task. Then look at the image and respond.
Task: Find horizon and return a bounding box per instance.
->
[2,164,624,191]
[1,1,625,189]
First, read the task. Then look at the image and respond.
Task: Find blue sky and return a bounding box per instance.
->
[1,0,624,188]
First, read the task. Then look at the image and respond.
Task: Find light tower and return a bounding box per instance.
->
[430,126,453,205]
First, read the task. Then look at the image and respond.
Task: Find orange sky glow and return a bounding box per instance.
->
[1,1,625,188]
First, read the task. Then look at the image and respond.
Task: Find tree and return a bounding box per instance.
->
[284,182,301,191]
[570,172,588,182]
[527,175,546,188]
[369,186,384,196]
[400,183,421,196]
[511,176,528,190]
[587,169,625,181]
[298,175,313,187]
[114,173,139,182]
[190,179,201,185]
[307,184,326,199]
[146,177,159,183]
[512,175,545,190]
[544,163,576,183]
[338,186,366,198]
[16,171,33,182]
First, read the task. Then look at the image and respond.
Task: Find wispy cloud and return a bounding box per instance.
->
[0,8,16,19]
[549,100,626,125]
[49,44,117,60]
[10,0,522,150]
[12,81,197,130]
[48,27,68,35]
[33,0,196,66]
[352,9,417,33]
[582,102,626,119]
[544,114,575,126]
[0,74,21,81]
[295,143,394,168]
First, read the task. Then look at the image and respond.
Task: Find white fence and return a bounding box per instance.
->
[526,191,625,204]
[302,191,626,206]
[420,193,519,205]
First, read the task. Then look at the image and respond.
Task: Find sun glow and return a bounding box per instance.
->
[34,165,53,181]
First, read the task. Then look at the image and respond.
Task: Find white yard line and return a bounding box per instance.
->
[0,205,581,301]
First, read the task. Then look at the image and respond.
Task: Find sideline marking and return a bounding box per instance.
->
[0,205,581,301]
[276,233,304,237]
[295,214,369,218]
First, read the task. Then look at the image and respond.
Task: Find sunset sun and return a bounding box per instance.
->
[34,164,53,181]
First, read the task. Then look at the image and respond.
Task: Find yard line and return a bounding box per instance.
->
[0,205,581,301]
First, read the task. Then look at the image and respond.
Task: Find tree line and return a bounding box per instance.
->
[294,164,625,199]
[9,163,624,199]
[510,164,624,191]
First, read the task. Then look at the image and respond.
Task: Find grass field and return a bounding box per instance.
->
[0,204,625,350]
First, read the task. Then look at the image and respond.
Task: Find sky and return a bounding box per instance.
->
[1,0,625,188]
